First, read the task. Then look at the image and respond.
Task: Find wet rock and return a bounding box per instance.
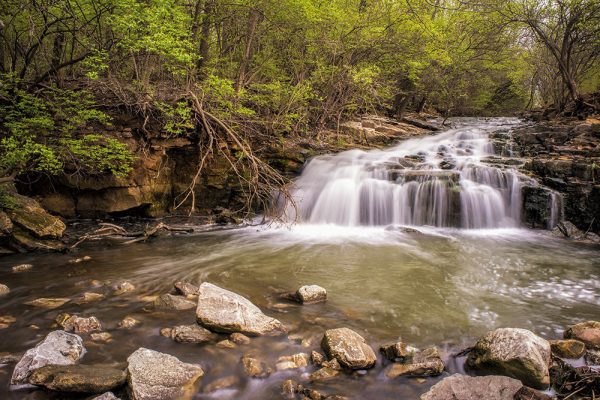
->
[310,367,340,381]
[216,340,237,349]
[321,358,342,370]
[57,314,102,334]
[466,328,551,389]
[564,321,600,349]
[75,292,105,304]
[276,353,309,370]
[196,282,286,336]
[91,332,113,343]
[203,375,239,393]
[68,255,92,264]
[10,330,85,385]
[585,349,600,365]
[160,325,215,343]
[127,348,204,400]
[321,328,376,370]
[24,297,70,309]
[241,355,271,378]
[550,339,586,359]
[296,285,327,304]
[174,282,199,297]
[230,332,250,345]
[118,316,140,329]
[0,315,16,329]
[28,364,126,393]
[113,281,135,295]
[12,263,33,273]
[420,374,526,400]
[92,393,120,400]
[0,352,21,364]
[282,379,297,397]
[6,194,66,239]
[311,351,325,366]
[154,294,196,310]
[0,284,9,296]
[380,341,417,361]
[386,347,444,378]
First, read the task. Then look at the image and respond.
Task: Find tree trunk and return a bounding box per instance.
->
[196,0,212,77]
[50,32,65,83]
[235,8,261,93]
[0,19,5,73]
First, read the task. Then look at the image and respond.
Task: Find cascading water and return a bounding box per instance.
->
[280,118,530,229]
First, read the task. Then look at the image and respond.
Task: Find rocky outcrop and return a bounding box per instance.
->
[466,328,551,389]
[28,364,126,393]
[11,330,85,385]
[195,283,286,336]
[564,321,600,349]
[321,328,377,370]
[126,348,204,400]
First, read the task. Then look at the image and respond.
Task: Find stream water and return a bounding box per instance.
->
[1,118,599,399]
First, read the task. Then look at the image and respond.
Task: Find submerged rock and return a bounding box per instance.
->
[564,321,600,349]
[550,339,586,359]
[0,315,16,329]
[310,367,340,381]
[195,282,286,336]
[91,332,113,343]
[321,328,376,370]
[276,353,310,370]
[466,328,551,389]
[28,364,126,393]
[127,348,204,400]
[0,284,9,296]
[241,355,271,378]
[203,375,239,393]
[0,352,21,364]
[311,351,325,366]
[11,330,85,385]
[296,285,327,304]
[174,282,199,297]
[57,314,102,334]
[118,316,140,329]
[386,347,444,378]
[113,281,135,295]
[12,264,33,273]
[25,297,70,309]
[160,325,215,343]
[74,292,106,304]
[154,294,196,310]
[230,332,251,345]
[216,339,237,349]
[380,341,417,361]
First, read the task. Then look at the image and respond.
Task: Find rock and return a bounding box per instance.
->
[203,375,239,393]
[550,339,586,359]
[69,255,92,264]
[127,348,204,400]
[466,328,551,389]
[28,364,126,393]
[311,351,325,366]
[296,285,327,304]
[24,297,70,309]
[118,316,140,329]
[230,332,250,344]
[113,281,135,295]
[154,294,196,310]
[57,314,102,334]
[160,325,214,343]
[0,284,9,296]
[91,332,113,343]
[564,321,600,349]
[75,292,105,304]
[420,374,525,400]
[0,315,16,329]
[321,358,341,370]
[12,263,33,273]
[10,330,85,385]
[321,328,377,370]
[216,339,236,349]
[310,367,340,381]
[92,393,120,400]
[276,353,309,370]
[0,210,13,235]
[282,379,297,397]
[0,352,21,364]
[380,341,417,361]
[386,347,444,378]
[195,282,286,336]
[241,355,271,378]
[6,194,66,239]
[585,349,600,365]
[174,282,199,297]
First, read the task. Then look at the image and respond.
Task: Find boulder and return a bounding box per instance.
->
[10,330,85,385]
[564,321,600,349]
[466,328,551,389]
[28,364,126,393]
[321,328,377,370]
[0,283,9,296]
[550,339,586,359]
[154,294,196,310]
[386,347,444,378]
[126,348,204,400]
[6,194,66,239]
[57,314,102,334]
[160,325,215,343]
[195,283,285,336]
[296,285,327,304]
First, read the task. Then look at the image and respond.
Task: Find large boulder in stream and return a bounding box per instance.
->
[10,330,85,385]
[5,193,66,239]
[126,348,204,400]
[195,283,286,336]
[321,328,377,370]
[465,328,551,389]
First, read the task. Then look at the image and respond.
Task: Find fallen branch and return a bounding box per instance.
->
[70,222,193,248]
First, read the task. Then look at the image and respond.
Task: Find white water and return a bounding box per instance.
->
[280,118,529,229]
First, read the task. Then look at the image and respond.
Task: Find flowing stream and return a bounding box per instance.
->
[0,118,599,399]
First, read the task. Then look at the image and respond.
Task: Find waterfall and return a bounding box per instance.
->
[280,118,528,229]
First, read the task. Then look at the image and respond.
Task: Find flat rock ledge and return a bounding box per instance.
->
[321,328,377,370]
[126,347,204,400]
[466,328,551,390]
[28,364,126,393]
[10,330,86,385]
[195,282,286,336]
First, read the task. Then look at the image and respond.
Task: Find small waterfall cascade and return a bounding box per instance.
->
[280,118,531,229]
